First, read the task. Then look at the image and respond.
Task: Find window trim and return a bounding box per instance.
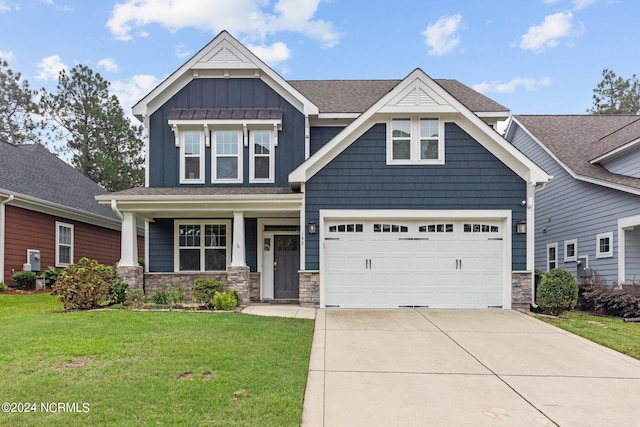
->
[212,130,243,183]
[179,129,205,184]
[249,129,275,183]
[174,220,232,272]
[386,116,445,165]
[564,239,578,262]
[547,242,558,271]
[55,221,74,267]
[596,232,614,259]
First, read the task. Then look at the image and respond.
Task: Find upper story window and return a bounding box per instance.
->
[596,232,613,259]
[250,130,274,183]
[387,117,444,165]
[564,239,577,262]
[180,130,204,184]
[213,131,242,183]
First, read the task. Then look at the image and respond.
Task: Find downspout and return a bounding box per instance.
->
[0,194,15,284]
[110,199,124,221]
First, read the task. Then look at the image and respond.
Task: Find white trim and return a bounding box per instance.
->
[0,194,14,283]
[386,117,445,165]
[231,212,246,267]
[257,218,301,300]
[596,231,614,259]
[563,238,578,263]
[179,129,205,184]
[617,214,640,283]
[212,130,243,183]
[174,220,232,272]
[318,209,512,309]
[249,130,275,183]
[590,137,640,164]
[546,242,558,272]
[55,221,74,267]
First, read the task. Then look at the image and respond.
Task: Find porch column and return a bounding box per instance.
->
[119,211,138,267]
[231,211,246,266]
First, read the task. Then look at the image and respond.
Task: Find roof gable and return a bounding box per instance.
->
[132,31,318,120]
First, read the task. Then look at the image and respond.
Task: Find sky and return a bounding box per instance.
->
[0,0,638,121]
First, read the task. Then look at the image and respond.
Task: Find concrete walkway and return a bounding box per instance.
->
[241,303,316,320]
[301,309,640,427]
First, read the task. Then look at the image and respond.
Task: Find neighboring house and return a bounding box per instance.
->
[0,139,144,285]
[506,115,640,285]
[97,31,549,309]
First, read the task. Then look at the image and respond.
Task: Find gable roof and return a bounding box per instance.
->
[290,69,549,186]
[509,115,640,193]
[288,79,509,115]
[0,140,120,227]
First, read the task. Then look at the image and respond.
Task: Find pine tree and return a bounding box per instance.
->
[588,69,640,115]
[0,58,41,144]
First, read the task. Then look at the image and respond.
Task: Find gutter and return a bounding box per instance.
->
[0,194,15,283]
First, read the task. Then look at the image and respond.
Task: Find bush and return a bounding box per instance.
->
[13,271,36,290]
[51,258,118,311]
[213,290,238,311]
[193,279,225,308]
[151,285,185,307]
[0,282,8,292]
[123,288,145,308]
[43,266,62,288]
[578,278,640,318]
[108,277,129,305]
[152,290,169,305]
[536,268,578,316]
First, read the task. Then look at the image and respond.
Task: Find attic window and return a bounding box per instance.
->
[387,117,444,165]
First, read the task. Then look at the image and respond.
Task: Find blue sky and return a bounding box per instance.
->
[0,0,637,119]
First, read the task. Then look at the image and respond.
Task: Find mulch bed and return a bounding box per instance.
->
[1,288,52,295]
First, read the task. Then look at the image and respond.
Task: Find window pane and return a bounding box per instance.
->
[179,225,200,247]
[392,119,411,138]
[184,132,200,155]
[600,238,610,253]
[254,157,270,179]
[59,226,71,245]
[205,249,226,271]
[420,139,438,159]
[179,249,200,271]
[254,131,270,154]
[549,247,556,261]
[184,157,200,180]
[59,246,71,264]
[420,119,439,138]
[216,157,238,179]
[567,244,575,257]
[205,224,226,247]
[392,140,411,160]
[216,131,238,154]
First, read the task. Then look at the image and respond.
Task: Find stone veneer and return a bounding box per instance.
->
[299,270,319,308]
[512,271,533,311]
[227,266,250,307]
[117,266,143,290]
[144,272,227,301]
[249,272,261,302]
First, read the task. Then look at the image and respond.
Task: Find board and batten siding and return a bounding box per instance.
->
[601,149,640,178]
[304,122,527,270]
[509,124,640,282]
[148,78,305,188]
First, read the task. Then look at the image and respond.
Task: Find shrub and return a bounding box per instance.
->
[0,282,8,292]
[536,268,578,316]
[152,290,169,305]
[123,288,145,308]
[193,278,225,308]
[12,271,36,290]
[108,277,129,305]
[213,290,238,311]
[167,284,185,304]
[51,258,118,311]
[43,266,62,288]
[579,278,640,318]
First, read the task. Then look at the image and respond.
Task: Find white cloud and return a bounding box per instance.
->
[110,74,160,116]
[97,58,119,73]
[0,50,14,61]
[422,14,462,56]
[519,12,577,52]
[106,0,340,47]
[174,43,191,59]
[0,1,12,12]
[247,42,291,65]
[472,77,552,94]
[35,55,67,81]
[572,0,597,10]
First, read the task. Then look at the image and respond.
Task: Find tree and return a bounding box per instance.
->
[0,58,41,144]
[588,69,640,114]
[39,64,144,191]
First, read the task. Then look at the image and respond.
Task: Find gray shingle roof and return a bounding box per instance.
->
[0,140,118,220]
[168,108,282,121]
[514,115,640,190]
[288,78,509,114]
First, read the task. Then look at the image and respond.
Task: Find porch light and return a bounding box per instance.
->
[308,221,317,234]
[516,220,527,234]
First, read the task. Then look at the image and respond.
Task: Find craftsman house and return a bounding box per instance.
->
[97,31,549,309]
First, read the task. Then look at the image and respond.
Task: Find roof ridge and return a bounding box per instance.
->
[597,116,640,142]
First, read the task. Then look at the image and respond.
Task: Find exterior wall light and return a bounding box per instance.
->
[516,220,527,234]
[308,221,317,234]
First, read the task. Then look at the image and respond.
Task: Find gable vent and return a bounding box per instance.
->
[396,87,438,107]
[208,46,244,64]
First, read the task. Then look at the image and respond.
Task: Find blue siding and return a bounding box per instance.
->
[305,122,527,269]
[310,126,343,155]
[149,219,174,272]
[510,124,640,282]
[245,217,258,272]
[148,78,305,187]
[602,149,640,178]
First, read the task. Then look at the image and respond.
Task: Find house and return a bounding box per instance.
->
[0,139,144,285]
[97,31,550,309]
[506,115,640,285]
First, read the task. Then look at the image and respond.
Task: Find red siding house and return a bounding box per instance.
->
[0,140,143,285]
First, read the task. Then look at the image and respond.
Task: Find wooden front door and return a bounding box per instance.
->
[274,235,300,299]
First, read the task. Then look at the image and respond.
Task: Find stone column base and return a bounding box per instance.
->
[299,270,319,308]
[512,271,533,311]
[117,266,144,291]
[227,266,250,307]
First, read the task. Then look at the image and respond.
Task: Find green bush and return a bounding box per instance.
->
[167,284,185,304]
[13,271,36,290]
[51,258,118,311]
[43,266,62,288]
[193,278,225,308]
[213,290,238,311]
[123,288,145,308]
[536,268,578,316]
[152,290,169,305]
[0,282,8,292]
[108,277,129,305]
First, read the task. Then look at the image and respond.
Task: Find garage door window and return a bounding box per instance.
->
[419,224,453,233]
[374,223,408,233]
[328,223,363,233]
[464,223,499,233]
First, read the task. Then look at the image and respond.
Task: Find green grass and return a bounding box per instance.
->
[537,311,640,360]
[0,294,315,426]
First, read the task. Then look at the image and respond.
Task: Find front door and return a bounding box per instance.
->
[274,235,300,299]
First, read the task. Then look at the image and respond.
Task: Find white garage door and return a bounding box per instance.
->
[323,219,505,308]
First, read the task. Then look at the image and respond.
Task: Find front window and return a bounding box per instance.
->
[250,130,274,182]
[180,131,204,183]
[56,222,73,267]
[388,117,444,164]
[596,232,613,258]
[176,221,230,272]
[564,239,577,262]
[547,242,558,271]
[213,131,242,183]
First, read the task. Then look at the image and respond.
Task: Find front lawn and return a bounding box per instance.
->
[0,294,314,426]
[537,311,640,360]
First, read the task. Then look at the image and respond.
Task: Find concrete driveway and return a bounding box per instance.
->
[301,309,640,427]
